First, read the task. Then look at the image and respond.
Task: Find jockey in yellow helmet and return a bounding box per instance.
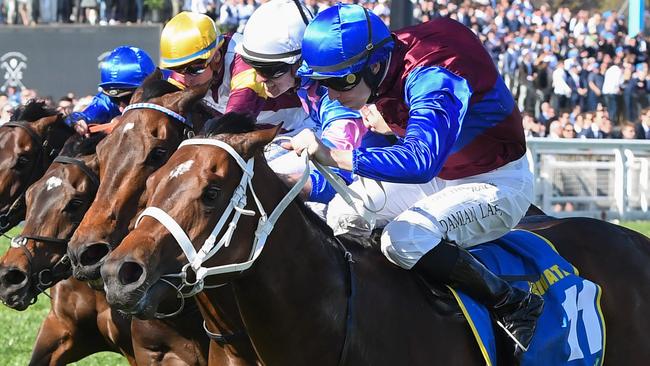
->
[159,11,309,134]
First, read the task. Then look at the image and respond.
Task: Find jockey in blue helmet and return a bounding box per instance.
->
[65,46,156,136]
[286,4,543,357]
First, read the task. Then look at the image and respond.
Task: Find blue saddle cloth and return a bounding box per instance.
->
[452,229,606,366]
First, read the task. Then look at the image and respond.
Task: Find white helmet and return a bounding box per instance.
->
[235,0,313,65]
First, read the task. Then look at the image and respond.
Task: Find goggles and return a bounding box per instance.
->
[174,60,211,76]
[101,88,134,98]
[242,56,292,80]
[317,72,364,92]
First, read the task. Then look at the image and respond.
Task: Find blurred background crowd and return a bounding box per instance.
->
[1,0,650,140]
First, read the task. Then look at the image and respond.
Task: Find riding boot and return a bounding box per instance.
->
[412,240,544,355]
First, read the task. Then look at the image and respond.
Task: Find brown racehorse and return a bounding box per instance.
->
[102,114,650,365]
[66,72,258,365]
[0,101,73,232]
[0,133,137,365]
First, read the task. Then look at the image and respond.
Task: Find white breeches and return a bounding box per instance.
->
[326,155,534,269]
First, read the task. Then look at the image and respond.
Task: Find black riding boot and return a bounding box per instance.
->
[412,240,544,355]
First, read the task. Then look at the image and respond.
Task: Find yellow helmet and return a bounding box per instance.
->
[160,12,224,69]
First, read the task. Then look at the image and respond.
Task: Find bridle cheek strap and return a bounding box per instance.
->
[135,138,310,292]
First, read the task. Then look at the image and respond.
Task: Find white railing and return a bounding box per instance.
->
[527,138,650,220]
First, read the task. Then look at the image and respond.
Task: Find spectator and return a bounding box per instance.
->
[522,112,545,137]
[561,122,577,139]
[236,0,256,32]
[637,108,650,139]
[57,96,74,116]
[80,0,97,24]
[618,121,637,139]
[552,59,572,112]
[602,56,623,124]
[586,62,606,112]
[0,103,14,124]
[219,0,239,32]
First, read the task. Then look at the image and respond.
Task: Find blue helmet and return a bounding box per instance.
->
[99,46,156,92]
[298,4,394,79]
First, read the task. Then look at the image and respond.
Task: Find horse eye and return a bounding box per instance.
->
[64,198,85,212]
[202,186,221,204]
[13,155,30,170]
[146,147,168,166]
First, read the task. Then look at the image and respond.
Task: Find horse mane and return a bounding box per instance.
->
[59,132,107,158]
[10,99,59,122]
[204,112,256,136]
[140,79,181,102]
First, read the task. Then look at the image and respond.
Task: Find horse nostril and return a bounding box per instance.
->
[118,261,144,286]
[79,243,111,267]
[2,269,27,286]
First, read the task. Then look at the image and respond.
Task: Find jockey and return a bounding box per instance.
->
[65,46,155,136]
[286,4,544,355]
[160,11,309,136]
[235,0,387,203]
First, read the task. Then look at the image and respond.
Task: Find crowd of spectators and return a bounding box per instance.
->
[2,0,650,140]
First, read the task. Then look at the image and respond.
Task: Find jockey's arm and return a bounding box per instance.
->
[64,93,120,135]
[307,96,367,203]
[319,67,471,183]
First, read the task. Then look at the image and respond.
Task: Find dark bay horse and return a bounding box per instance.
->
[66,73,257,365]
[0,101,73,232]
[0,133,137,365]
[102,115,650,365]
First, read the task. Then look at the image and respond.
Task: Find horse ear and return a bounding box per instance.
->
[164,80,211,115]
[131,68,163,103]
[31,114,62,134]
[240,124,283,159]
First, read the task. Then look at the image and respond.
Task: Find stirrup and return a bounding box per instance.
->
[496,320,529,352]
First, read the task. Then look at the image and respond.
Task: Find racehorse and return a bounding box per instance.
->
[0,133,138,365]
[66,72,258,365]
[0,100,73,232]
[102,113,650,365]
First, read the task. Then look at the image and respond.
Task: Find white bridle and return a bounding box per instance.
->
[135,138,311,295]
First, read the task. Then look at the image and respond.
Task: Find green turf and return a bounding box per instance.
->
[0,221,648,365]
[0,228,127,365]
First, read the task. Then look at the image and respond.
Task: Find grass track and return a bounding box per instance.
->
[0,222,648,365]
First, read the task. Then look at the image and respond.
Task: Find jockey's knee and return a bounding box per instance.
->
[326,195,373,237]
[327,212,373,237]
[380,214,442,270]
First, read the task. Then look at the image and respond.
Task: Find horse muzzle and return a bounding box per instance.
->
[0,266,34,310]
[68,241,112,281]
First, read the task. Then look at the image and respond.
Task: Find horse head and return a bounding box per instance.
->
[0,100,72,233]
[67,72,210,284]
[101,113,282,318]
[0,133,103,310]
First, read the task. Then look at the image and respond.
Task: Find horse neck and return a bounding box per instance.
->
[222,161,349,364]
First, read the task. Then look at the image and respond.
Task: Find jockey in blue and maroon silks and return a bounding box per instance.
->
[65,46,156,136]
[286,4,543,357]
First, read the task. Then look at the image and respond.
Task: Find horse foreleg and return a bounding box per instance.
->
[28,309,114,366]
